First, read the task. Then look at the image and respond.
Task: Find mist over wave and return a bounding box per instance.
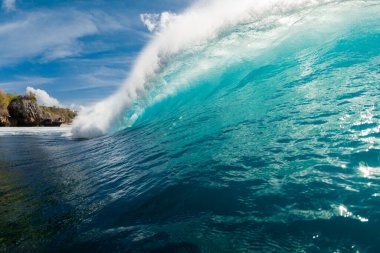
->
[71,0,378,138]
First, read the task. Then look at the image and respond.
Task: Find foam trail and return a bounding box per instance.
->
[71,0,358,139]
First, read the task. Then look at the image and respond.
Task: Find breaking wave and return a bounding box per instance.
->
[71,0,379,138]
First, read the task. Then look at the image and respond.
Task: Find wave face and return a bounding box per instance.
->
[72,0,379,138]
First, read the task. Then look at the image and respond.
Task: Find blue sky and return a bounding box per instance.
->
[0,0,193,107]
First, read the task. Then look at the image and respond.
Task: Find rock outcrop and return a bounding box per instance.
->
[0,109,11,126]
[5,96,75,127]
[7,96,42,126]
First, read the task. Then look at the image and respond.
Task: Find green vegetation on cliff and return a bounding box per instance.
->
[40,106,77,121]
[0,89,16,119]
[0,89,18,110]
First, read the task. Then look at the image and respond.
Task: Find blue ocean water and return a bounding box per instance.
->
[1,1,380,252]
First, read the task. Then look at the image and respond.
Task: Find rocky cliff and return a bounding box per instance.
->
[0,109,11,126]
[0,95,76,127]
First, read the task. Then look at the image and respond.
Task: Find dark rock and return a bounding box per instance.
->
[6,96,74,127]
[40,110,64,126]
[7,96,42,126]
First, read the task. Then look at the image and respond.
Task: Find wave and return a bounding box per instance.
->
[71,0,378,139]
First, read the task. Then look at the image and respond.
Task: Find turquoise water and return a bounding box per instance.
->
[1,1,380,252]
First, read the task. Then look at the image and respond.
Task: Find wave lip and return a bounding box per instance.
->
[71,0,370,139]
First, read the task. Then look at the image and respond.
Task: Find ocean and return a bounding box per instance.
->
[1,0,380,252]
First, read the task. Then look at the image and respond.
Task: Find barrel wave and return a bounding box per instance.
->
[1,0,380,252]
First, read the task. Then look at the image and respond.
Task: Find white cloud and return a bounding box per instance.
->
[26,87,61,107]
[0,9,124,66]
[140,12,177,33]
[2,0,16,12]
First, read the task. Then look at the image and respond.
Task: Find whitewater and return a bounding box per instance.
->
[1,0,380,252]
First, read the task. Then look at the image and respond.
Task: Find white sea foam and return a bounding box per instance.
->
[0,127,71,136]
[71,0,368,139]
